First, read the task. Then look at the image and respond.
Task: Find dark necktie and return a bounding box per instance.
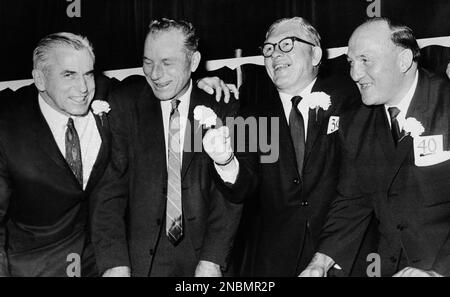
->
[66,117,83,186]
[166,99,183,245]
[388,107,401,145]
[289,96,306,177]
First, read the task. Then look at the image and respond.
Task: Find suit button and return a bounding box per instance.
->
[301,201,309,207]
[156,219,162,226]
[293,178,300,185]
[390,256,397,263]
[149,249,155,255]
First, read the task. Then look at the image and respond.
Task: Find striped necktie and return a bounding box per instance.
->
[166,99,183,245]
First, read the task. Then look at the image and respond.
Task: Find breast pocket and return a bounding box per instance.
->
[415,158,450,207]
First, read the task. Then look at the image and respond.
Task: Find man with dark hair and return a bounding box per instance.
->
[92,18,250,277]
[0,32,111,276]
[301,17,450,277]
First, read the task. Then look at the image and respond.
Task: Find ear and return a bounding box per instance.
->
[32,69,46,92]
[398,48,413,73]
[190,51,201,72]
[311,46,323,67]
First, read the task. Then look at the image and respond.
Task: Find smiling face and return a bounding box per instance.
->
[33,46,95,116]
[264,21,321,95]
[347,22,407,106]
[143,29,200,101]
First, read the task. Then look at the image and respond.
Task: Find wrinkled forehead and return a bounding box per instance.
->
[47,46,94,68]
[265,22,306,43]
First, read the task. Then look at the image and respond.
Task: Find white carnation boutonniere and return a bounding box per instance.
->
[403,117,424,138]
[301,92,332,121]
[194,105,217,129]
[91,100,110,126]
[91,100,111,115]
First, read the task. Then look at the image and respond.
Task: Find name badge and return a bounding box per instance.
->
[327,116,339,134]
[413,135,443,159]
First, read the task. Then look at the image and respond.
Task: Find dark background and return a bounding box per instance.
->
[1,0,450,81]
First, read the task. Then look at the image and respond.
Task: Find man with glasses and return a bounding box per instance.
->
[230,17,362,277]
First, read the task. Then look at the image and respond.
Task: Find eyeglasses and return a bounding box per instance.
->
[260,36,316,58]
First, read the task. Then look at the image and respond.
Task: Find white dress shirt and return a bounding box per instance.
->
[160,80,238,184]
[39,95,102,190]
[160,82,192,165]
[279,78,317,141]
[384,70,419,130]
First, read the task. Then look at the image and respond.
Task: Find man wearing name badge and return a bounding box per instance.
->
[198,17,361,276]
[92,18,252,277]
[301,17,450,277]
[0,33,111,276]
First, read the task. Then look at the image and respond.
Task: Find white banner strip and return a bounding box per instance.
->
[205,36,450,71]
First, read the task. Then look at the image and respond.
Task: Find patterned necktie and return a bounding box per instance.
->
[166,99,183,245]
[289,96,306,177]
[388,107,402,145]
[66,117,83,186]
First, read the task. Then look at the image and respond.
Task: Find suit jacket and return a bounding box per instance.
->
[318,68,450,276]
[92,77,243,276]
[0,83,111,276]
[236,74,361,276]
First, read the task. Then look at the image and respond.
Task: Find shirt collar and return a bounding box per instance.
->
[160,80,192,110]
[278,78,317,106]
[38,94,92,133]
[385,70,419,115]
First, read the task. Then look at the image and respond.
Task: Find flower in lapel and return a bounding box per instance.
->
[301,92,332,121]
[404,117,424,138]
[91,100,110,127]
[91,100,111,115]
[194,105,217,129]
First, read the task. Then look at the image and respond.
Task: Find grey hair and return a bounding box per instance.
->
[265,17,321,47]
[33,32,95,72]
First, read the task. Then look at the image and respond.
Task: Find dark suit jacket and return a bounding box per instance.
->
[235,75,361,276]
[0,83,111,276]
[318,68,450,276]
[92,77,243,276]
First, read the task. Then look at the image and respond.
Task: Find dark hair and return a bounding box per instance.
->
[364,17,421,61]
[148,18,199,54]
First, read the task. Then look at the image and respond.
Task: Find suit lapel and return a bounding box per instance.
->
[304,106,325,165]
[139,84,167,168]
[181,88,203,181]
[303,78,331,165]
[31,95,82,189]
[267,90,298,171]
[387,70,429,184]
[85,112,111,193]
[375,105,396,164]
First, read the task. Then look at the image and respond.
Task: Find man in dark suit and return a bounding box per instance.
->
[301,17,450,277]
[0,33,111,276]
[223,17,361,277]
[92,18,248,277]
